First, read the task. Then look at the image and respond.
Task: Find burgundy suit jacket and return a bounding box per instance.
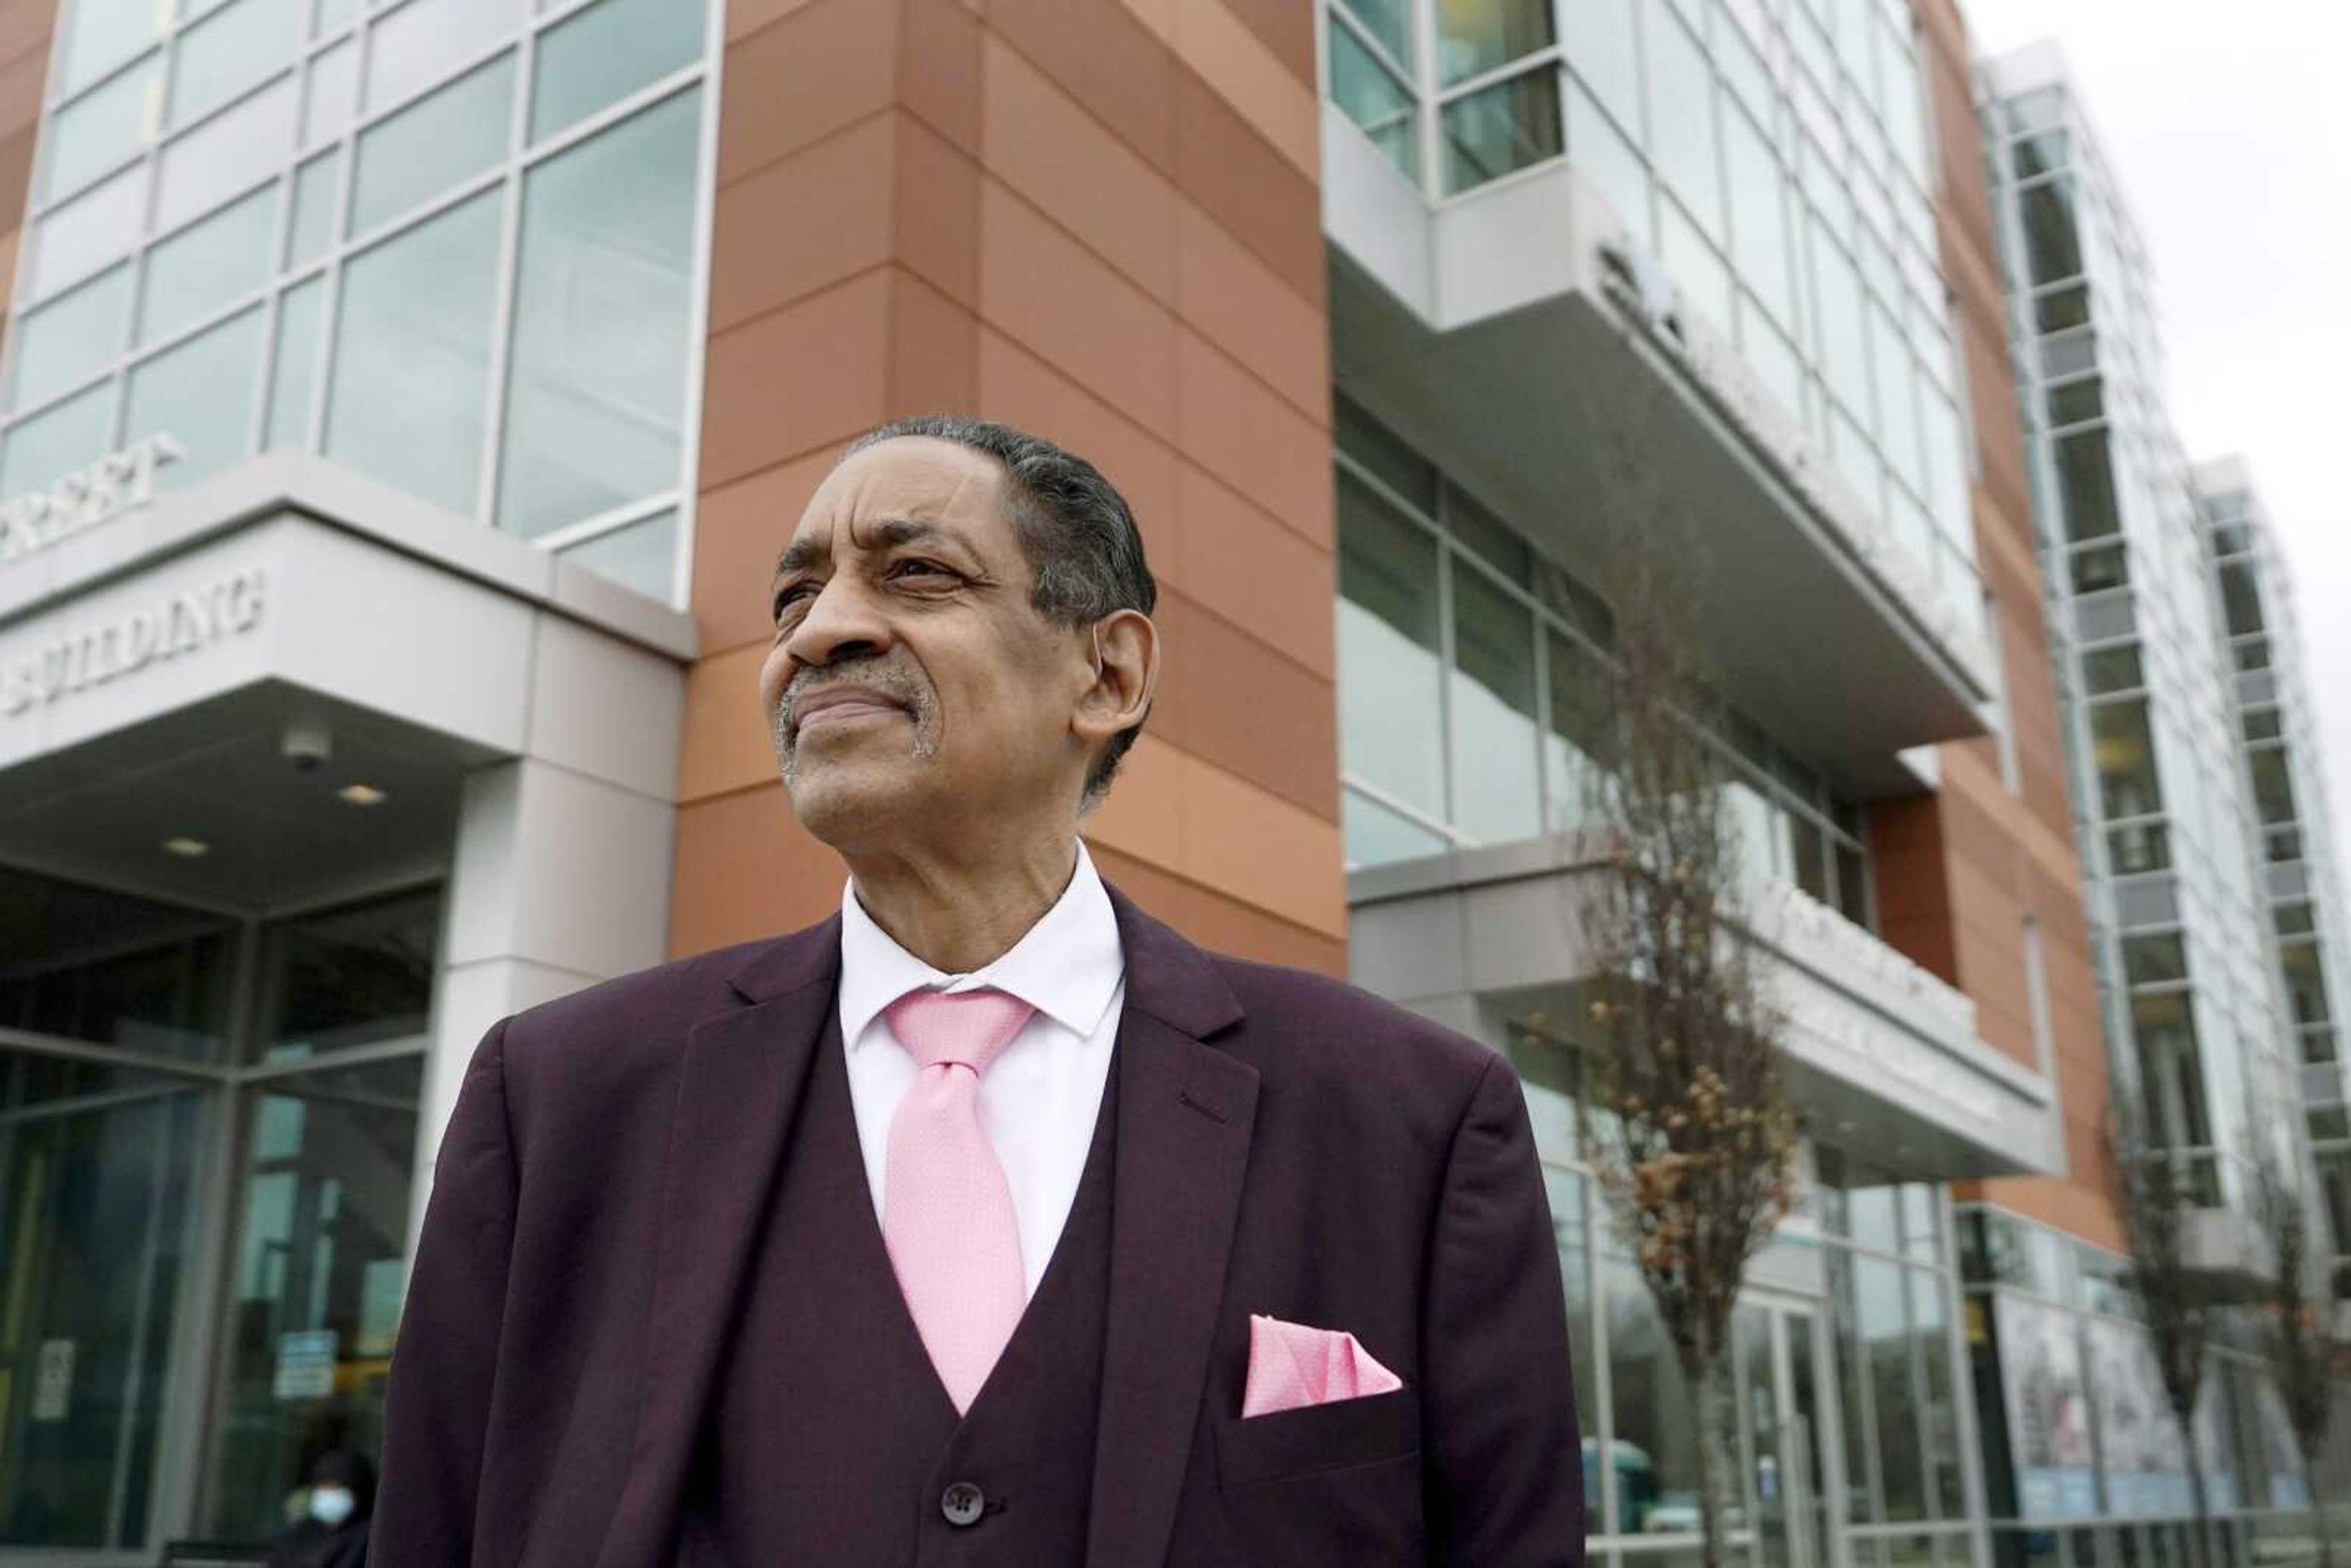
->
[370,887,1585,1565]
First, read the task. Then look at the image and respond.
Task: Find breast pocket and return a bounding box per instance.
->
[1215,1385,1422,1488]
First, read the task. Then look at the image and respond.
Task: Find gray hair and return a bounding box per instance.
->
[842,415,1157,800]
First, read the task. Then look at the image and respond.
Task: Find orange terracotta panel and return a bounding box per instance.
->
[694,447,836,651]
[1085,841,1348,976]
[978,178,1178,433]
[1180,753,1346,937]
[1174,198,1327,421]
[1215,0,1316,85]
[896,0,981,154]
[1080,732,1188,871]
[716,0,898,189]
[885,267,980,420]
[1171,70,1324,307]
[979,32,1179,304]
[1168,0,1318,180]
[972,327,1181,576]
[1174,460,1335,680]
[1154,590,1338,821]
[1174,328,1333,549]
[726,0,818,43]
[679,643,779,804]
[699,271,891,490]
[891,110,981,308]
[986,0,1178,174]
[707,113,895,336]
[669,784,846,956]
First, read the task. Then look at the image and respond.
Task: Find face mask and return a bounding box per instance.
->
[309,1486,356,1528]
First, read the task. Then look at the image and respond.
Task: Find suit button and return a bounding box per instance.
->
[941,1482,985,1528]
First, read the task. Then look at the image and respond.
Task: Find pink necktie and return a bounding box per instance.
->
[881,986,1035,1415]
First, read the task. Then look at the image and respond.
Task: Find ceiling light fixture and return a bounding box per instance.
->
[162,836,210,857]
[338,783,388,806]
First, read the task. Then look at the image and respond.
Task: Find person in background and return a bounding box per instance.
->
[266,1449,374,1568]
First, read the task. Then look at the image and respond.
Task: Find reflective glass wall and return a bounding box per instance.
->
[0,863,438,1554]
[1984,66,2287,1212]
[1322,0,1981,658]
[1333,397,1876,931]
[0,0,719,606]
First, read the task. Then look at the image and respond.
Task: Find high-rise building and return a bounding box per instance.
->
[2194,458,2351,1269]
[1973,39,2346,1567]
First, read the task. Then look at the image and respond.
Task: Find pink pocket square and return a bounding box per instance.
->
[1241,1313,1404,1418]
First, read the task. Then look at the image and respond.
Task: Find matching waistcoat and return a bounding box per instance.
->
[673,1012,1121,1566]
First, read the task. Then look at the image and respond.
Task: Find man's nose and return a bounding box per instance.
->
[783,575,891,669]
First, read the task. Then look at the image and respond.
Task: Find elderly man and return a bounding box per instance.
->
[372,417,1583,1565]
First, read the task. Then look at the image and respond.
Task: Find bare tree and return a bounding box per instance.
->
[2107,1097,2219,1568]
[1573,408,1799,1568]
[2252,1132,2337,1568]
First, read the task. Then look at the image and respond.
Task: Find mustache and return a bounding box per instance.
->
[779,658,933,738]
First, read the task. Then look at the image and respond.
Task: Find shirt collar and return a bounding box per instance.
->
[837,841,1125,1051]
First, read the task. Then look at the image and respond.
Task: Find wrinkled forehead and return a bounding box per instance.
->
[783,437,1019,569]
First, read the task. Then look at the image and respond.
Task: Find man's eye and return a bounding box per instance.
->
[891,559,956,583]
[773,582,818,618]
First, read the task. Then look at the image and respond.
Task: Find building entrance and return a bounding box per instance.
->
[1739,1296,1843,1568]
[0,861,441,1558]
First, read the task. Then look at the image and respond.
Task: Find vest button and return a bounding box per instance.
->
[940,1481,986,1528]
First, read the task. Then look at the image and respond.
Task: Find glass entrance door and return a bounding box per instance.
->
[1740,1300,1842,1568]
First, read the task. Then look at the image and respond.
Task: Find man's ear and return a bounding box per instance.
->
[1073,609,1157,751]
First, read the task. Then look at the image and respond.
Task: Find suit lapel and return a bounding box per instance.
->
[593,920,841,1568]
[1086,891,1259,1568]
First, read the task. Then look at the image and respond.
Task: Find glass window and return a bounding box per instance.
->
[1812,220,1870,421]
[1659,195,1732,336]
[1606,1256,1702,1532]
[2274,900,2314,938]
[531,0,705,143]
[313,0,356,34]
[38,55,159,204]
[1913,1271,1963,1518]
[2034,282,2090,333]
[0,383,113,497]
[170,0,302,129]
[2249,744,2297,827]
[2045,377,2102,427]
[124,306,263,490]
[27,162,148,300]
[287,150,340,269]
[2243,708,2282,743]
[247,888,441,1065]
[2218,560,2265,637]
[2121,931,2188,987]
[0,1060,203,1551]
[138,185,276,348]
[1337,0,1414,72]
[265,276,325,449]
[153,75,295,233]
[324,188,504,516]
[1724,97,1794,328]
[2020,179,2082,286]
[1343,788,1449,869]
[557,506,677,600]
[0,865,239,1059]
[1335,394,1438,513]
[497,91,699,537]
[1450,566,1542,844]
[1869,302,1912,459]
[1441,66,1562,193]
[1644,6,1720,237]
[1329,17,1419,183]
[2069,543,2126,595]
[2283,940,2332,1027]
[9,264,128,410]
[303,36,359,149]
[2012,129,2068,181]
[364,0,525,112]
[1790,811,1831,902]
[1859,1254,1927,1520]
[348,51,516,237]
[2090,699,2161,820]
[51,0,167,99]
[1565,76,1649,242]
[1543,1167,1599,1447]
[1338,474,1448,819]
[1437,0,1554,86]
[1445,482,1529,585]
[1545,630,1611,832]
[2054,427,2121,542]
[203,1055,422,1538]
[1562,0,1641,137]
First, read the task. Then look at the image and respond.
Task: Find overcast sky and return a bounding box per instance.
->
[1957,1,2351,880]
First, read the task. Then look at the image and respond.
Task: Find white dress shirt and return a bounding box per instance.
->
[836,841,1126,1301]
